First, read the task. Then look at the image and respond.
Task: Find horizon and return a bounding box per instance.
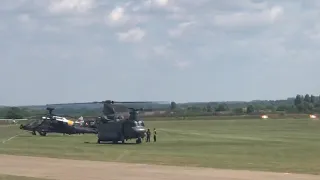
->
[1,95,300,107]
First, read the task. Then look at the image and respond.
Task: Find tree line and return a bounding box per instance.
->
[1,94,319,119]
[0,107,45,119]
[170,94,320,115]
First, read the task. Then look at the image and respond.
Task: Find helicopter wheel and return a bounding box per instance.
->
[32,131,36,135]
[97,139,101,144]
[136,137,142,144]
[39,132,47,136]
[120,135,125,144]
[117,132,125,144]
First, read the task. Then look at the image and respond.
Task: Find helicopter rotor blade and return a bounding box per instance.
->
[111,101,152,103]
[47,100,162,105]
[46,101,102,106]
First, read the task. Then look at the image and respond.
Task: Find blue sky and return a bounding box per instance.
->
[0,0,319,105]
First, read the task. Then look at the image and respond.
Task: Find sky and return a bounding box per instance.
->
[0,0,319,106]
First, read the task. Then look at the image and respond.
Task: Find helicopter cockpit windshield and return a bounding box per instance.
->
[134,120,145,127]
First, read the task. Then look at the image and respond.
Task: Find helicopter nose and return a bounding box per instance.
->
[133,127,146,137]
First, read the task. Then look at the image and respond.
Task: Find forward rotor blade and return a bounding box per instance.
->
[47,101,102,106]
[47,100,165,105]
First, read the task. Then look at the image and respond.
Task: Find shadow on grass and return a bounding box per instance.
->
[84,141,139,145]
[18,133,93,138]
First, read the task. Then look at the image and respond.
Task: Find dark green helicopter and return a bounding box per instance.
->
[49,100,150,144]
[19,107,97,136]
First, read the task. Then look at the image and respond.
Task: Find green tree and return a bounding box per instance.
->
[170,101,177,111]
[246,105,255,114]
[276,105,289,111]
[233,108,244,114]
[306,102,314,112]
[206,103,212,112]
[5,107,24,119]
[202,106,207,112]
[304,94,311,103]
[265,105,275,112]
[311,95,316,104]
[296,103,305,112]
[215,104,228,112]
[294,95,303,106]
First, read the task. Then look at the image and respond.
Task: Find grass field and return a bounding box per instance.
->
[1,119,320,175]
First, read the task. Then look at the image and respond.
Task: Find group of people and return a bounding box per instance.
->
[144,128,156,142]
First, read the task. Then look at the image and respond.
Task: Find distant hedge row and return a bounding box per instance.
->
[143,114,315,121]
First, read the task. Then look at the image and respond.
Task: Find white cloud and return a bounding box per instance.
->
[48,0,94,14]
[168,21,195,37]
[105,5,149,27]
[117,27,145,42]
[109,6,124,21]
[153,42,174,57]
[165,6,193,21]
[142,0,170,9]
[212,6,284,28]
[155,0,169,6]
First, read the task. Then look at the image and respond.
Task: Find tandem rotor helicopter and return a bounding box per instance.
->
[19,107,97,136]
[47,100,152,144]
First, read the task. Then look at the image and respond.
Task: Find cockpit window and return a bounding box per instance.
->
[133,121,144,126]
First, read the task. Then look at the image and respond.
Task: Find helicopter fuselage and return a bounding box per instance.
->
[20,117,97,136]
[97,119,146,144]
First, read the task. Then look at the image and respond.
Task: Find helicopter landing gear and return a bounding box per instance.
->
[97,139,101,144]
[119,135,125,144]
[136,137,142,144]
[31,131,36,135]
[39,132,47,136]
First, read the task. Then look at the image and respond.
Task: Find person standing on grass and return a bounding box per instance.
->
[146,129,151,142]
[153,128,157,142]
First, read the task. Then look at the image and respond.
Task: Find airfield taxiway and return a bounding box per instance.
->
[0,155,319,180]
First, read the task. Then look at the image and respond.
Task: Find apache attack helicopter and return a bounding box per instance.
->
[49,100,149,144]
[19,107,97,136]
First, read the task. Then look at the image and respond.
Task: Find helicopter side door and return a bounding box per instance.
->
[97,121,122,141]
[122,120,135,139]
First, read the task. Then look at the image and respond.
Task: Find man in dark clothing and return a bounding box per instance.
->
[146,129,151,142]
[153,128,157,142]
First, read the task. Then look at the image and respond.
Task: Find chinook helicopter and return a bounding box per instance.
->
[95,106,147,144]
[19,107,97,136]
[49,100,150,144]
